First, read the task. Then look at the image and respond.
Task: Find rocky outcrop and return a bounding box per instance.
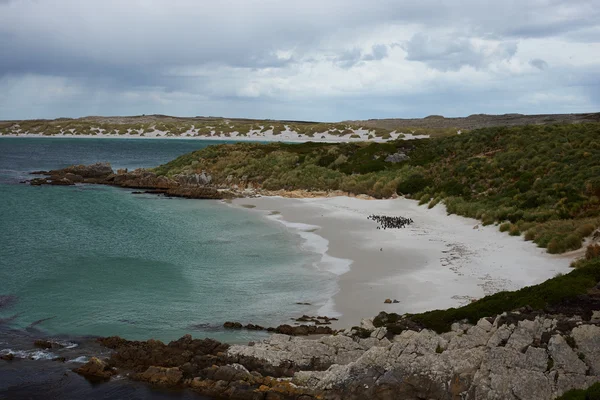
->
[25,163,237,200]
[384,151,410,163]
[289,314,600,400]
[135,366,184,386]
[223,321,336,336]
[98,334,229,375]
[85,309,600,399]
[74,357,116,380]
[33,339,63,349]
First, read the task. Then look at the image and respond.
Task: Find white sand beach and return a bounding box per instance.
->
[231,196,574,329]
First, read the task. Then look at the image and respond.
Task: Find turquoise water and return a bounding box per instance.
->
[0,138,333,343]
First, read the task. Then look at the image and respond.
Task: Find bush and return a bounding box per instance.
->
[509,225,521,236]
[587,244,600,260]
[524,229,536,241]
[576,223,596,238]
[428,197,441,209]
[548,234,583,254]
[397,174,431,195]
[499,222,511,232]
[418,194,431,206]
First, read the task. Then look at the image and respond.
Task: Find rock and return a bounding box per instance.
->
[571,324,600,374]
[29,178,48,186]
[392,299,400,303]
[487,324,513,347]
[384,152,410,163]
[53,162,113,179]
[384,299,392,304]
[224,321,243,329]
[136,366,183,386]
[33,339,63,349]
[33,339,53,349]
[1,353,14,361]
[360,318,375,331]
[64,173,84,183]
[505,325,535,352]
[370,327,387,340]
[48,177,74,185]
[74,357,116,380]
[547,335,588,374]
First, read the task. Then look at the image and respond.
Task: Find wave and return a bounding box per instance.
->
[267,214,352,276]
[0,348,57,360]
[264,212,353,318]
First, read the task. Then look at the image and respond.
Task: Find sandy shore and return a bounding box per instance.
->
[231,196,574,329]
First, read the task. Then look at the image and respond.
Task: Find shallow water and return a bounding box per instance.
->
[0,138,337,344]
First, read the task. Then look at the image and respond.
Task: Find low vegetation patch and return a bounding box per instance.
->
[402,258,600,333]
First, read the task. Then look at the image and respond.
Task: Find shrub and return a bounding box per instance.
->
[548,234,582,254]
[428,197,441,209]
[418,194,431,206]
[499,223,511,232]
[397,174,431,195]
[586,244,600,260]
[524,229,536,241]
[509,225,521,236]
[576,223,596,238]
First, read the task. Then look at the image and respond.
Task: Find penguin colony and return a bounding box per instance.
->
[368,214,414,230]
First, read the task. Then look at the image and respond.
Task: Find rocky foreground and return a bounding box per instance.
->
[67,303,600,400]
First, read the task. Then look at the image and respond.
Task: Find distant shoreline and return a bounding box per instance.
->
[0,132,427,143]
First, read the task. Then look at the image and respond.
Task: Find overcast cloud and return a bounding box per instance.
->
[0,0,599,120]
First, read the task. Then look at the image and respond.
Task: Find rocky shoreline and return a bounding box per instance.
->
[4,286,597,399]
[57,300,600,400]
[26,162,236,200]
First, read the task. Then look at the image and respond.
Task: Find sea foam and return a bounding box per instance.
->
[267,214,352,276]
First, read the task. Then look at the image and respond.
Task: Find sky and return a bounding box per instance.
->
[1,0,599,121]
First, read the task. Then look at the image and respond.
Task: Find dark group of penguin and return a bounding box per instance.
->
[368,214,414,230]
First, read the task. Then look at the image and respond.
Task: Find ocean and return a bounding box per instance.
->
[0,137,338,399]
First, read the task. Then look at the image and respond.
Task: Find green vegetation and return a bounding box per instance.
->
[556,382,600,400]
[153,123,600,254]
[401,257,600,333]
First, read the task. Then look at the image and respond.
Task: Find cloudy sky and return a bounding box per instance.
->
[1,0,599,121]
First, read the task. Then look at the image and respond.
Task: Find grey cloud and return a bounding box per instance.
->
[530,59,549,70]
[335,45,389,68]
[335,48,363,69]
[363,44,389,61]
[402,33,517,71]
[0,0,598,119]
